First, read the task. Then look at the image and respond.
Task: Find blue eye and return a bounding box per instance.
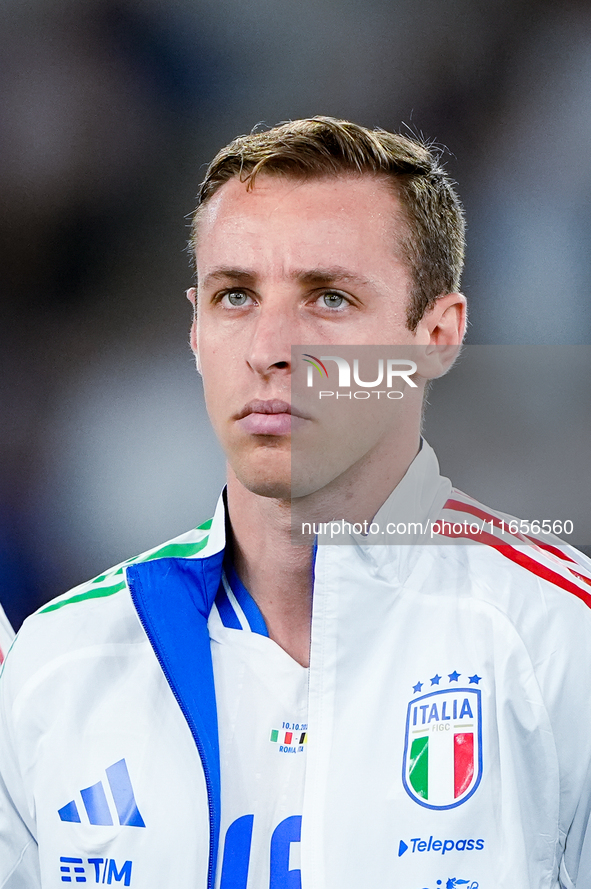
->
[225,291,250,306]
[322,293,345,308]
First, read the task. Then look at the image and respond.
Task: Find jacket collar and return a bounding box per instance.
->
[364,439,451,540]
[314,440,452,580]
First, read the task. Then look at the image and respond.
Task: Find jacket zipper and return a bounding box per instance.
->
[129,583,217,889]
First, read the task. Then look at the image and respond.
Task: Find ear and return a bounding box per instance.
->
[186,287,202,374]
[414,292,467,378]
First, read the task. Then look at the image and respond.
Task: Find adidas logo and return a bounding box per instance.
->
[58,759,145,828]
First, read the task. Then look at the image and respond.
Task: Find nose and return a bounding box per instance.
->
[246,302,294,377]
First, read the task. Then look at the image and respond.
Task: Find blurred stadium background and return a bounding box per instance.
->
[1,0,590,628]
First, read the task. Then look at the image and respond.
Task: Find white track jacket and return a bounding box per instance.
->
[1,442,591,889]
[0,608,13,667]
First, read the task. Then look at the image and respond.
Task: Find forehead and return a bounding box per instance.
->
[194,173,409,280]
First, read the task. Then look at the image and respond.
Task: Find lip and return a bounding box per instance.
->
[235,399,309,435]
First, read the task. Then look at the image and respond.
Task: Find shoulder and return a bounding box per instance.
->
[425,490,591,733]
[38,518,214,618]
[0,519,214,695]
[435,487,591,651]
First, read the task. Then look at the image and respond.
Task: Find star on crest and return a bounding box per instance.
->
[413,681,423,693]
[430,674,441,686]
[468,674,481,684]
[448,670,461,682]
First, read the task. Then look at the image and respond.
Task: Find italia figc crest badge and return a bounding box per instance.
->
[402,672,483,810]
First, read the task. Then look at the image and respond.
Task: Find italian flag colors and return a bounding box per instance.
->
[270,730,307,745]
[409,732,475,803]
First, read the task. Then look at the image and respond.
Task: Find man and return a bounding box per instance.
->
[1,117,590,889]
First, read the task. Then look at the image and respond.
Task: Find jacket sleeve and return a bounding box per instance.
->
[0,770,40,888]
[0,605,14,665]
[0,651,41,889]
[557,551,591,888]
[560,752,591,889]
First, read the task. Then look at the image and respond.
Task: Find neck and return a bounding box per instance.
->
[227,480,314,666]
[225,427,421,667]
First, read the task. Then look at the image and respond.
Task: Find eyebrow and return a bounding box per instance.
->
[199,266,375,289]
[200,268,256,289]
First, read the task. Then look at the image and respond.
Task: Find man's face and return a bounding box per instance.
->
[192,173,445,500]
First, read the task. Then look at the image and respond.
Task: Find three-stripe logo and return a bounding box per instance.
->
[58,759,145,827]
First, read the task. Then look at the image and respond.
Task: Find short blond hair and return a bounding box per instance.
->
[191,117,465,329]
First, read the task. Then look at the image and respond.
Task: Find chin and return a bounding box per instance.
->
[232,452,292,501]
[229,446,334,501]
[234,468,291,500]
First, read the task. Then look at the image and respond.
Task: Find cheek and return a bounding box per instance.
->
[196,322,223,378]
[293,398,395,474]
[197,347,228,425]
[200,376,229,446]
